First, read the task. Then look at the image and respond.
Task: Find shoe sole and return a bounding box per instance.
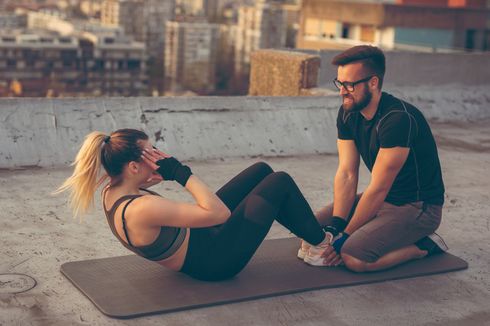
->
[303,255,327,266]
[297,248,307,260]
[428,233,449,251]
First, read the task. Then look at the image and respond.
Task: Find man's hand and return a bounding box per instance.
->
[321,245,343,267]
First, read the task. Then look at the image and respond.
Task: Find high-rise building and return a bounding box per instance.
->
[101,0,175,92]
[165,19,220,94]
[176,0,218,18]
[234,0,287,78]
[101,0,175,59]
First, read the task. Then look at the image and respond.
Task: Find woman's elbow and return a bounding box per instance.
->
[218,206,231,223]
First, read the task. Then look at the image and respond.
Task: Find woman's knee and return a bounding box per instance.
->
[251,161,274,177]
[268,171,294,185]
[252,161,274,174]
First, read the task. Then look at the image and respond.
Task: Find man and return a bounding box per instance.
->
[300,45,447,272]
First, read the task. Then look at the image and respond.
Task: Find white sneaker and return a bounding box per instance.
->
[297,239,311,260]
[303,232,334,266]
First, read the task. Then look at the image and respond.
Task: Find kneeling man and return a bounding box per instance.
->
[302,45,447,272]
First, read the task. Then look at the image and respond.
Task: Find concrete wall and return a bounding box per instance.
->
[0,96,339,168]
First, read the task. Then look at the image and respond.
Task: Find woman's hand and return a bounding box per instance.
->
[142,172,164,187]
[141,147,171,171]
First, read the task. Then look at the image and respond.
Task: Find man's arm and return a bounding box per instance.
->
[344,147,409,234]
[333,139,360,219]
[319,139,359,266]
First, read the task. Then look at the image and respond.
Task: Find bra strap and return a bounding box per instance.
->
[121,197,138,247]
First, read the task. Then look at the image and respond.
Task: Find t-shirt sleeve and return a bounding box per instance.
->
[378,111,417,148]
[336,107,353,140]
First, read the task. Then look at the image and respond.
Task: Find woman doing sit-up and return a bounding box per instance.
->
[57,129,337,281]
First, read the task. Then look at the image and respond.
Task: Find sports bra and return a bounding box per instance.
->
[102,187,187,261]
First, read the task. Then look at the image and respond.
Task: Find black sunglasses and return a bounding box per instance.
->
[333,76,374,92]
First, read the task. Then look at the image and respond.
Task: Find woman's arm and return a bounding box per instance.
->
[137,148,231,228]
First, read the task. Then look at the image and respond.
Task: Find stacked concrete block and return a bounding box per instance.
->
[248,49,321,96]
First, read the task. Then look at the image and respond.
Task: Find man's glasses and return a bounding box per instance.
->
[333,76,374,92]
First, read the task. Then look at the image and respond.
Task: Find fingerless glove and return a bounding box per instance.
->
[156,157,192,187]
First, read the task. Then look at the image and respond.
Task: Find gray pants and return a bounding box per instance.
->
[322,195,442,263]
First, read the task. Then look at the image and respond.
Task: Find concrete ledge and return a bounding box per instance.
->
[1,88,489,169]
[0,96,339,168]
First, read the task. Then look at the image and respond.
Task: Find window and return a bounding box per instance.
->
[127,60,140,70]
[342,24,350,39]
[465,29,476,50]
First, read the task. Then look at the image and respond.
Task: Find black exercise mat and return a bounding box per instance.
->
[60,237,468,319]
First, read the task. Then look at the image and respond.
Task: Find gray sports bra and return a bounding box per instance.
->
[103,188,187,261]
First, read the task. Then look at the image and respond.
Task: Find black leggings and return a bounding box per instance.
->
[180,162,325,281]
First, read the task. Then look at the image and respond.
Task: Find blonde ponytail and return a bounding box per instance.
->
[54,131,109,217]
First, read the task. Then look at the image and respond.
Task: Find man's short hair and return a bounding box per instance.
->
[331,45,386,89]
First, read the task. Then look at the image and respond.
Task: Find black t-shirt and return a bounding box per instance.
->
[337,92,444,206]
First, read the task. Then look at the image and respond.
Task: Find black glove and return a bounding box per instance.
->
[322,216,348,237]
[156,157,192,187]
[332,232,350,254]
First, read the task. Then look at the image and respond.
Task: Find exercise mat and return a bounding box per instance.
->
[61,237,467,318]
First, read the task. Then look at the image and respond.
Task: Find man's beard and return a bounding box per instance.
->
[342,88,372,113]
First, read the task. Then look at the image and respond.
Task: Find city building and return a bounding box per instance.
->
[83,31,147,96]
[0,22,147,97]
[0,12,27,30]
[0,30,82,97]
[216,23,238,93]
[101,0,175,92]
[297,0,490,52]
[101,1,144,43]
[101,0,174,59]
[165,19,220,94]
[79,0,103,18]
[396,0,487,8]
[283,2,300,48]
[176,0,219,20]
[234,0,287,81]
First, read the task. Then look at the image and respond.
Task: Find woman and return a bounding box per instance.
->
[56,128,336,281]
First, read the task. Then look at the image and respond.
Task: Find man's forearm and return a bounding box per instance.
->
[333,172,358,219]
[344,186,388,234]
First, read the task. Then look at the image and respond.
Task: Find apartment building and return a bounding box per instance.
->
[0,28,147,97]
[101,0,175,58]
[0,30,81,97]
[165,19,220,94]
[235,0,287,77]
[297,0,490,51]
[0,12,27,29]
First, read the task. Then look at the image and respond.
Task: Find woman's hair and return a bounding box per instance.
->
[55,128,149,217]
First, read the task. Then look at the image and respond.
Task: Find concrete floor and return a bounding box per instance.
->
[1,121,490,326]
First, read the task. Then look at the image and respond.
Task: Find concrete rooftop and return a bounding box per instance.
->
[1,120,490,326]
